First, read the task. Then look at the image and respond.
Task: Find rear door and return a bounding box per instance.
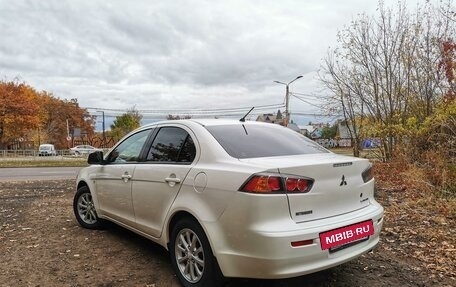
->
[132,125,197,238]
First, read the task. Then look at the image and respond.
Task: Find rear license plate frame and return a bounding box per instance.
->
[319,220,374,250]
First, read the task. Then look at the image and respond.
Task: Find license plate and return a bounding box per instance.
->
[320,220,374,250]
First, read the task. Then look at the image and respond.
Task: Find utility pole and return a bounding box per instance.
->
[102,111,105,143]
[274,75,303,126]
[66,119,72,148]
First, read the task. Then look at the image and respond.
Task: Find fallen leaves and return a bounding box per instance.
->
[1,177,455,286]
[375,162,456,282]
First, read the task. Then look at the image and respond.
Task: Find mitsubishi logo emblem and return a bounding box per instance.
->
[340,175,347,186]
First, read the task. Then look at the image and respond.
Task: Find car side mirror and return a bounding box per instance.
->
[87,151,104,165]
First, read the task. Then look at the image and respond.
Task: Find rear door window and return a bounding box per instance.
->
[146,127,196,164]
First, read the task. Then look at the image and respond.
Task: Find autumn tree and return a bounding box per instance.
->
[110,107,143,140]
[0,80,41,149]
[39,94,95,149]
[0,80,94,150]
[440,39,456,101]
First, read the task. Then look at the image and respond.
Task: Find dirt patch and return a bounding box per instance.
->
[0,180,454,287]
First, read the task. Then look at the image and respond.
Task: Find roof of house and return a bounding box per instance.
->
[297,125,315,132]
[256,110,284,124]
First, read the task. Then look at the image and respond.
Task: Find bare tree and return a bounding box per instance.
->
[166,114,192,120]
[320,1,455,160]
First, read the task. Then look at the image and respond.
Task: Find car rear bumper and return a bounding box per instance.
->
[205,201,384,279]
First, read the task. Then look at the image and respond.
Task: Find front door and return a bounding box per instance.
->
[95,129,152,226]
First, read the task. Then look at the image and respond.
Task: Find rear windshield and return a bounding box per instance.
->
[205,124,328,159]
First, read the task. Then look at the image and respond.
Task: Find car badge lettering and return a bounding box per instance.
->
[296,210,313,216]
[340,175,347,186]
[333,162,353,167]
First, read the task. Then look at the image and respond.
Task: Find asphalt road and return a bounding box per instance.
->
[0,167,82,181]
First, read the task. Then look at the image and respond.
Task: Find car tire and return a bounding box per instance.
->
[170,218,224,287]
[73,186,104,229]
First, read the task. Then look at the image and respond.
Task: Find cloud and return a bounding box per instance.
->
[0,0,418,123]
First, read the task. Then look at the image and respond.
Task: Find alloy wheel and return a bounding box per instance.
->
[175,228,205,283]
[77,193,98,225]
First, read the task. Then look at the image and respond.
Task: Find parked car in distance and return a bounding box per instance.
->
[70,145,102,155]
[73,119,384,287]
[38,144,57,156]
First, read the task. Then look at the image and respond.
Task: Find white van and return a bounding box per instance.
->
[38,144,57,156]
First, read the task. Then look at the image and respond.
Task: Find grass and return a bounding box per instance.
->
[0,158,88,168]
[330,147,383,159]
[330,147,354,156]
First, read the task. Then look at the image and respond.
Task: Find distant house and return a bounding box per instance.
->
[287,123,301,132]
[256,110,285,126]
[335,120,354,147]
[310,127,323,139]
[297,125,315,137]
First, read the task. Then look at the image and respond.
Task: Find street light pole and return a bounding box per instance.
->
[96,110,106,147]
[102,111,105,142]
[274,75,303,126]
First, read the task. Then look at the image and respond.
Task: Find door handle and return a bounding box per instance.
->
[121,173,132,182]
[165,176,181,187]
[165,177,181,183]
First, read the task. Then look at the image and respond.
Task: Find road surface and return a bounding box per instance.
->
[0,167,82,181]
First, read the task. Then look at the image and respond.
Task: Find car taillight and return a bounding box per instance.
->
[241,175,282,193]
[286,177,312,193]
[362,165,374,183]
[240,174,314,194]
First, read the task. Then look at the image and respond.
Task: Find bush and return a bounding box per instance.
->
[404,100,456,198]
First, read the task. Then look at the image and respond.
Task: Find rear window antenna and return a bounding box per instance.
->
[240,107,254,122]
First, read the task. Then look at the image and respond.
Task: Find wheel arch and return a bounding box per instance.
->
[167,210,225,285]
[166,210,215,255]
[167,210,198,245]
[76,179,102,215]
[77,180,89,190]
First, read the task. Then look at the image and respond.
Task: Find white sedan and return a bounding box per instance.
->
[73,119,383,287]
[70,145,102,155]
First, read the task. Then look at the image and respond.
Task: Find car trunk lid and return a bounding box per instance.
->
[239,153,372,223]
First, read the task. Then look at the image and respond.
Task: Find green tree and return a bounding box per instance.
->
[320,123,337,139]
[110,107,142,140]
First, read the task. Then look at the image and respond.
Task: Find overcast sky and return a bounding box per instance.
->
[0,0,423,124]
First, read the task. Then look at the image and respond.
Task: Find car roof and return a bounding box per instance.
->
[190,119,271,126]
[141,119,275,128]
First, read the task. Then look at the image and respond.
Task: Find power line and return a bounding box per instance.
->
[98,111,278,118]
[292,92,324,99]
[85,102,285,114]
[291,111,342,117]
[291,94,323,109]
